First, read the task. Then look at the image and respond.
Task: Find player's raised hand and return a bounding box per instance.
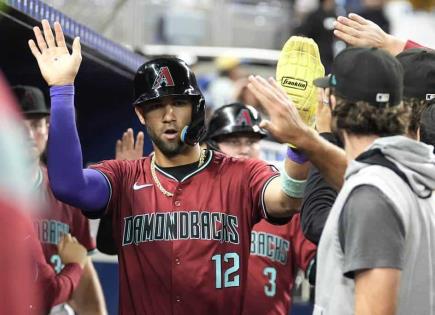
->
[247,75,309,145]
[333,13,387,48]
[28,19,82,86]
[115,128,144,160]
[58,233,87,269]
[333,13,407,56]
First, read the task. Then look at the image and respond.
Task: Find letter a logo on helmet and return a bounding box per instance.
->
[236,109,253,126]
[152,67,175,89]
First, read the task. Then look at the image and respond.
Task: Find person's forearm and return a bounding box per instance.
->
[295,129,347,190]
[265,157,310,218]
[48,85,109,211]
[284,156,309,180]
[283,157,310,208]
[384,36,428,55]
[383,34,406,56]
[36,261,83,310]
[355,269,400,315]
[68,260,107,315]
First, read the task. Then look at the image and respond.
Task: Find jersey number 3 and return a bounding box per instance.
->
[212,253,240,289]
[263,267,277,297]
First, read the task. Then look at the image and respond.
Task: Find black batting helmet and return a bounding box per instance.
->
[206,102,267,147]
[133,57,206,145]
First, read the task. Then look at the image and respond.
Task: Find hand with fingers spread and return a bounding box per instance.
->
[115,128,145,160]
[58,233,88,269]
[28,19,82,86]
[247,75,309,145]
[334,13,406,55]
[315,88,333,133]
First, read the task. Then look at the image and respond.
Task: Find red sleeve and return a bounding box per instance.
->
[71,210,96,252]
[32,234,83,311]
[404,40,427,50]
[245,158,280,222]
[289,214,317,271]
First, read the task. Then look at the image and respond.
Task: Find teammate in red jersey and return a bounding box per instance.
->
[0,72,87,314]
[13,85,107,315]
[205,103,316,315]
[28,20,310,314]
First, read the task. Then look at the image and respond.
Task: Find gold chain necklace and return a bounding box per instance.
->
[150,149,207,197]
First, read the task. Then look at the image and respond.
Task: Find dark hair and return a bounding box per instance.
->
[403,97,431,136]
[420,125,435,152]
[332,95,410,137]
[419,102,435,151]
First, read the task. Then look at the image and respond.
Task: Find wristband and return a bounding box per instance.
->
[287,146,308,164]
[280,169,307,198]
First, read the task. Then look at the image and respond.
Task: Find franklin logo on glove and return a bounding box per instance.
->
[281,77,308,91]
[276,36,325,127]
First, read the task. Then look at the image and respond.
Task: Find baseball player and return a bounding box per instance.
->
[13,85,106,315]
[0,73,89,314]
[99,105,317,314]
[28,20,309,314]
[312,47,435,315]
[205,103,316,315]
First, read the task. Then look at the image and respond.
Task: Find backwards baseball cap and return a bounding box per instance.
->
[12,85,49,117]
[396,48,435,102]
[314,47,404,107]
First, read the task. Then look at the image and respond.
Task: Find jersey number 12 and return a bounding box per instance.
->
[212,253,240,289]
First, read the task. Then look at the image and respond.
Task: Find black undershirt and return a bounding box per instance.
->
[156,150,209,181]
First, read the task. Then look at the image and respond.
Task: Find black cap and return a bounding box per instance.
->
[396,48,435,101]
[314,47,404,107]
[12,85,49,117]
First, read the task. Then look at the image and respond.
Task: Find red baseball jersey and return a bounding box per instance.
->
[91,151,278,315]
[243,214,316,315]
[33,166,96,273]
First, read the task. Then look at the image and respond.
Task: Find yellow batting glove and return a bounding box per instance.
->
[276,36,325,128]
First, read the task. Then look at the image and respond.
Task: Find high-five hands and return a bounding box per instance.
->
[247,75,310,145]
[28,19,82,86]
[334,13,406,56]
[115,128,145,161]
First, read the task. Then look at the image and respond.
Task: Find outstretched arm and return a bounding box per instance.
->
[28,20,109,211]
[248,76,346,194]
[246,76,311,217]
[333,13,428,55]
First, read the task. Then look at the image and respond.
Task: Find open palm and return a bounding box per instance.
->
[28,19,82,86]
[247,75,309,145]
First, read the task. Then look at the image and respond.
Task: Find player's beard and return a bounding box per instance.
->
[146,125,188,158]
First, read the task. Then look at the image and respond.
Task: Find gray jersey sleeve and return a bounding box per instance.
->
[339,185,406,278]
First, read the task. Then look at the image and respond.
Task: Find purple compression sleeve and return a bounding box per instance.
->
[48,85,109,212]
